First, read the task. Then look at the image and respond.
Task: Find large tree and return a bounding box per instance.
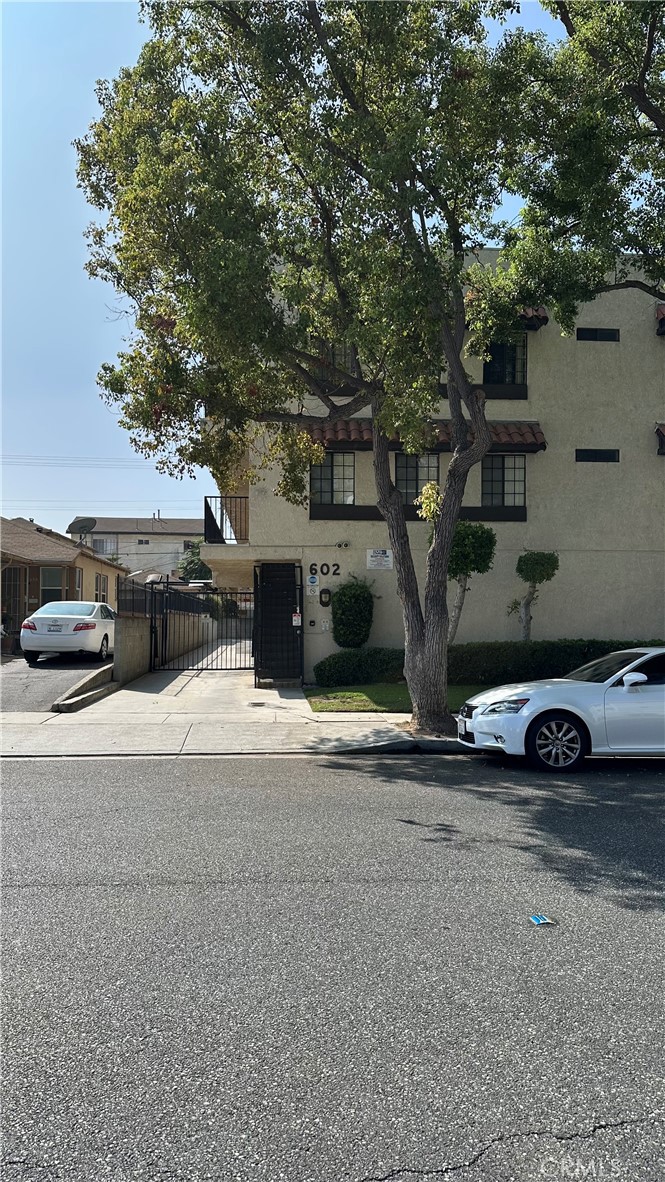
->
[469,1,664,340]
[75,0,652,731]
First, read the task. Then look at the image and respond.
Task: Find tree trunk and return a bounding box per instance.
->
[447,574,468,644]
[519,582,537,641]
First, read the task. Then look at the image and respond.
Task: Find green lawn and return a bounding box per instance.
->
[304,682,482,713]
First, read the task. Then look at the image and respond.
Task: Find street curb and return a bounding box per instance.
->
[53,682,121,713]
[51,664,114,712]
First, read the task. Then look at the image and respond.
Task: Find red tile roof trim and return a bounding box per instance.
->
[306,418,547,452]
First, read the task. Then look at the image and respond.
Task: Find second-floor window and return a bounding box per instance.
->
[483,336,527,386]
[310,452,355,504]
[395,453,439,504]
[138,539,150,546]
[92,538,115,555]
[482,454,526,506]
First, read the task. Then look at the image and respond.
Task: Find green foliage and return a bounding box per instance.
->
[447,639,664,686]
[515,551,559,586]
[448,521,496,581]
[75,0,627,492]
[178,538,212,582]
[313,637,663,688]
[331,577,374,649]
[415,481,444,524]
[222,597,239,618]
[313,648,405,688]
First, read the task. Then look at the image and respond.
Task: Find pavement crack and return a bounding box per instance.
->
[357,1111,665,1181]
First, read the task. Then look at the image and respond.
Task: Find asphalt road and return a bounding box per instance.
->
[2,754,664,1181]
[0,654,101,712]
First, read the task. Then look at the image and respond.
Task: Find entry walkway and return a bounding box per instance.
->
[0,669,433,757]
[161,637,252,672]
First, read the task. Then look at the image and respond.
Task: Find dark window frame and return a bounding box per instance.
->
[394,453,440,504]
[576,328,620,342]
[481,453,526,508]
[575,449,620,463]
[310,451,355,505]
[483,335,527,386]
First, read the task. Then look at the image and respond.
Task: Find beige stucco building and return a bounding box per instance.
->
[201,279,665,681]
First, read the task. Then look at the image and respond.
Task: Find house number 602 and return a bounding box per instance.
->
[309,562,340,577]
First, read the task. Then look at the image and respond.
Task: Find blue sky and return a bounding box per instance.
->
[2,1,561,536]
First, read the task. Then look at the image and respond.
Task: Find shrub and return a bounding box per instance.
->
[331,577,374,648]
[223,598,239,617]
[447,638,663,686]
[313,647,404,687]
[312,639,663,688]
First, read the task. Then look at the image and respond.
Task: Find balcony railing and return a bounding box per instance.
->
[204,496,249,545]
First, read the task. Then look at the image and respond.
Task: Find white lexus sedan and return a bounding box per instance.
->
[20,601,116,664]
[457,648,665,772]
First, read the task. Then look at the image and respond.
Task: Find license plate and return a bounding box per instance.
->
[458,720,467,738]
[47,626,62,632]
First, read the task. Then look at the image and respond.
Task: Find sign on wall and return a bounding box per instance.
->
[367,548,394,570]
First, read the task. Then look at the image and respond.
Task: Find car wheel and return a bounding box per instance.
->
[98,635,109,662]
[23,653,39,666]
[525,712,588,773]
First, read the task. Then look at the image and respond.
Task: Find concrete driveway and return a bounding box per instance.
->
[0,654,103,713]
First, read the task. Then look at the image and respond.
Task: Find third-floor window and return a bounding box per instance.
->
[483,335,527,386]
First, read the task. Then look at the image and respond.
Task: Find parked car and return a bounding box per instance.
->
[20,601,116,664]
[457,648,665,772]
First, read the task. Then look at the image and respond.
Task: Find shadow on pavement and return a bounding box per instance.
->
[324,752,665,913]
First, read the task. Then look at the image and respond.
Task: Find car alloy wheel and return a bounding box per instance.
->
[98,635,109,662]
[526,712,587,772]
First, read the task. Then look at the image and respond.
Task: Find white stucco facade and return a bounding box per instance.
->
[202,282,665,680]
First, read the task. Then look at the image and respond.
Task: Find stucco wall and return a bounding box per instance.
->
[202,282,665,680]
[113,612,211,684]
[113,617,152,685]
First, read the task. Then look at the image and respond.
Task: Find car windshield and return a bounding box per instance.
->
[33,602,96,617]
[564,651,646,683]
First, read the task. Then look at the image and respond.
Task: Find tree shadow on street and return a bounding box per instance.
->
[325,753,665,913]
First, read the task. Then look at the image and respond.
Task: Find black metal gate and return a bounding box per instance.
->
[151,584,254,671]
[253,564,303,685]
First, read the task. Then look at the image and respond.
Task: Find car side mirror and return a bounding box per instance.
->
[623,672,648,689]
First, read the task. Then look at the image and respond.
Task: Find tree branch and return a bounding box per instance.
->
[598,279,665,300]
[554,1,665,135]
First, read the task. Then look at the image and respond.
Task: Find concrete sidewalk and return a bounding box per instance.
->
[0,668,465,757]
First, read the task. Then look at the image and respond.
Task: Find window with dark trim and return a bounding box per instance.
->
[310,452,355,504]
[576,328,620,342]
[395,453,439,504]
[483,336,527,385]
[138,538,150,546]
[575,449,620,463]
[482,454,526,506]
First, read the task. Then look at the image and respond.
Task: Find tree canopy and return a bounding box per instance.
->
[75,0,662,729]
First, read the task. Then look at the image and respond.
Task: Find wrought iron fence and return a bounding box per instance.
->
[204,496,249,544]
[116,577,155,617]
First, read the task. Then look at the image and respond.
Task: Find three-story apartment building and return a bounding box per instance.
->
[201,276,665,680]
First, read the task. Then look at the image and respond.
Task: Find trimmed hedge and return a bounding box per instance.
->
[312,638,663,689]
[313,647,404,687]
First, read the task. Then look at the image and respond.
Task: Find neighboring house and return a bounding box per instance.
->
[1,517,126,652]
[66,514,205,581]
[200,272,665,680]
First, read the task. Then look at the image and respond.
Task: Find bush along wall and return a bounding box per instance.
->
[312,639,663,688]
[331,578,374,648]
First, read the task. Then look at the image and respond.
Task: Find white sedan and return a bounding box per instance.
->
[457,647,665,772]
[21,601,116,664]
